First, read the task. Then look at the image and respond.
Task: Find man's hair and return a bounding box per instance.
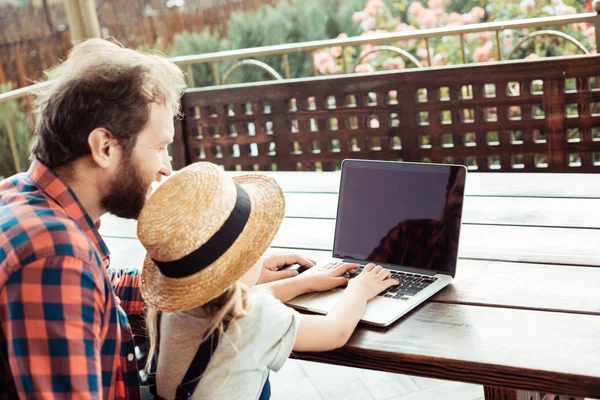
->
[32,39,186,169]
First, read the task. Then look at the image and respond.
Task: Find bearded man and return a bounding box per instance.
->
[0,39,312,399]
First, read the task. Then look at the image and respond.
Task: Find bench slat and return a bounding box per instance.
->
[281,193,600,228]
[103,238,600,315]
[294,302,600,398]
[101,217,600,267]
[100,194,600,230]
[226,171,600,198]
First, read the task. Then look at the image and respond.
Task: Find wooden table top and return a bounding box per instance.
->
[99,172,600,398]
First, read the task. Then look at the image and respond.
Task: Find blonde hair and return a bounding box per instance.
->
[145,281,253,372]
[32,38,186,168]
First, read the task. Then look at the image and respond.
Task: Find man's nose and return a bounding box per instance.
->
[160,150,173,177]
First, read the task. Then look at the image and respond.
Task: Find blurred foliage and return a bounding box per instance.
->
[139,0,365,86]
[0,83,32,178]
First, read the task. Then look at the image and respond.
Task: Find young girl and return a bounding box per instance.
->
[138,162,398,400]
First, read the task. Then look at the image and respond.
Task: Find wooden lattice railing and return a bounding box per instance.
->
[173,55,600,172]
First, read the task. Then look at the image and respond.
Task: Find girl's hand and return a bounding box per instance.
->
[298,263,360,292]
[346,263,399,301]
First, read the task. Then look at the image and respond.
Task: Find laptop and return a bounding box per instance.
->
[286,159,467,327]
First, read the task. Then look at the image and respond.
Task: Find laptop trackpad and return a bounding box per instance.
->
[300,289,344,313]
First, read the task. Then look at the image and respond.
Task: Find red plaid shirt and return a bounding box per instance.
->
[0,160,143,399]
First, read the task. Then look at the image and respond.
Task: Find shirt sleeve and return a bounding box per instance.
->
[0,255,105,399]
[246,290,300,372]
[105,266,144,315]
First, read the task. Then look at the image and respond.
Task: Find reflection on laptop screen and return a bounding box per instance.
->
[333,160,466,275]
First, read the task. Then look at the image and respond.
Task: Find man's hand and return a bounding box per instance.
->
[257,252,316,284]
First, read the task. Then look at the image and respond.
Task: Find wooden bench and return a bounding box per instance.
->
[117,56,600,397]
[170,55,600,173]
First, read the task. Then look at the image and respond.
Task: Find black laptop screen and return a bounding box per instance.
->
[333,160,466,276]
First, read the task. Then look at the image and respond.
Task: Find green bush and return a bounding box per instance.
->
[170,29,224,87]
[0,84,32,178]
[223,0,365,84]
[140,0,366,86]
[138,30,223,87]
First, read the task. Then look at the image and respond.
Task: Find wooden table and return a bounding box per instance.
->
[99,172,600,400]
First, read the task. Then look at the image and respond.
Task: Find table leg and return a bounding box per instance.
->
[483,387,584,400]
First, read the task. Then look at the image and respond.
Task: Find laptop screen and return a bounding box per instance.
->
[333,160,466,276]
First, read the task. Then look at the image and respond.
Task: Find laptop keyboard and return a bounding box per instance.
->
[321,263,438,300]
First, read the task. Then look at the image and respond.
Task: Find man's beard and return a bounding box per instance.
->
[101,153,152,220]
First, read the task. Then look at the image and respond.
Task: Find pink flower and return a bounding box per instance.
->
[503,36,514,48]
[471,6,485,20]
[359,44,379,62]
[560,5,577,15]
[417,9,437,28]
[382,57,406,70]
[353,11,368,22]
[395,22,417,32]
[369,118,380,128]
[448,12,463,26]
[365,0,384,15]
[362,29,390,36]
[314,51,341,74]
[461,13,475,24]
[330,33,348,58]
[417,48,429,59]
[427,0,444,10]
[473,42,494,63]
[525,53,540,60]
[389,90,398,99]
[360,16,377,31]
[408,1,425,16]
[355,63,375,73]
[519,0,535,13]
[477,31,492,43]
[585,26,596,39]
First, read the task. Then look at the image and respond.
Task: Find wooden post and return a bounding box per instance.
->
[14,46,37,129]
[0,60,6,85]
[484,387,584,400]
[62,0,101,44]
[2,102,22,173]
[79,0,101,39]
[544,79,567,170]
[483,386,518,400]
[594,1,600,54]
[42,0,55,35]
[271,99,294,171]
[63,0,85,43]
[14,47,28,89]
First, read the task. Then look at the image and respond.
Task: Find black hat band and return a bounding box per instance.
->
[152,181,252,278]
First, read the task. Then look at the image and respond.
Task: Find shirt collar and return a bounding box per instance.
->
[27,159,110,260]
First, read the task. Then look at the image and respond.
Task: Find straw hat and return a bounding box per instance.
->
[138,162,285,312]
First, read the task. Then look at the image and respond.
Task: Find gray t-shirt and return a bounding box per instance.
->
[156,289,300,400]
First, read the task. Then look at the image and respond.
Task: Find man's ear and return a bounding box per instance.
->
[88,128,119,169]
